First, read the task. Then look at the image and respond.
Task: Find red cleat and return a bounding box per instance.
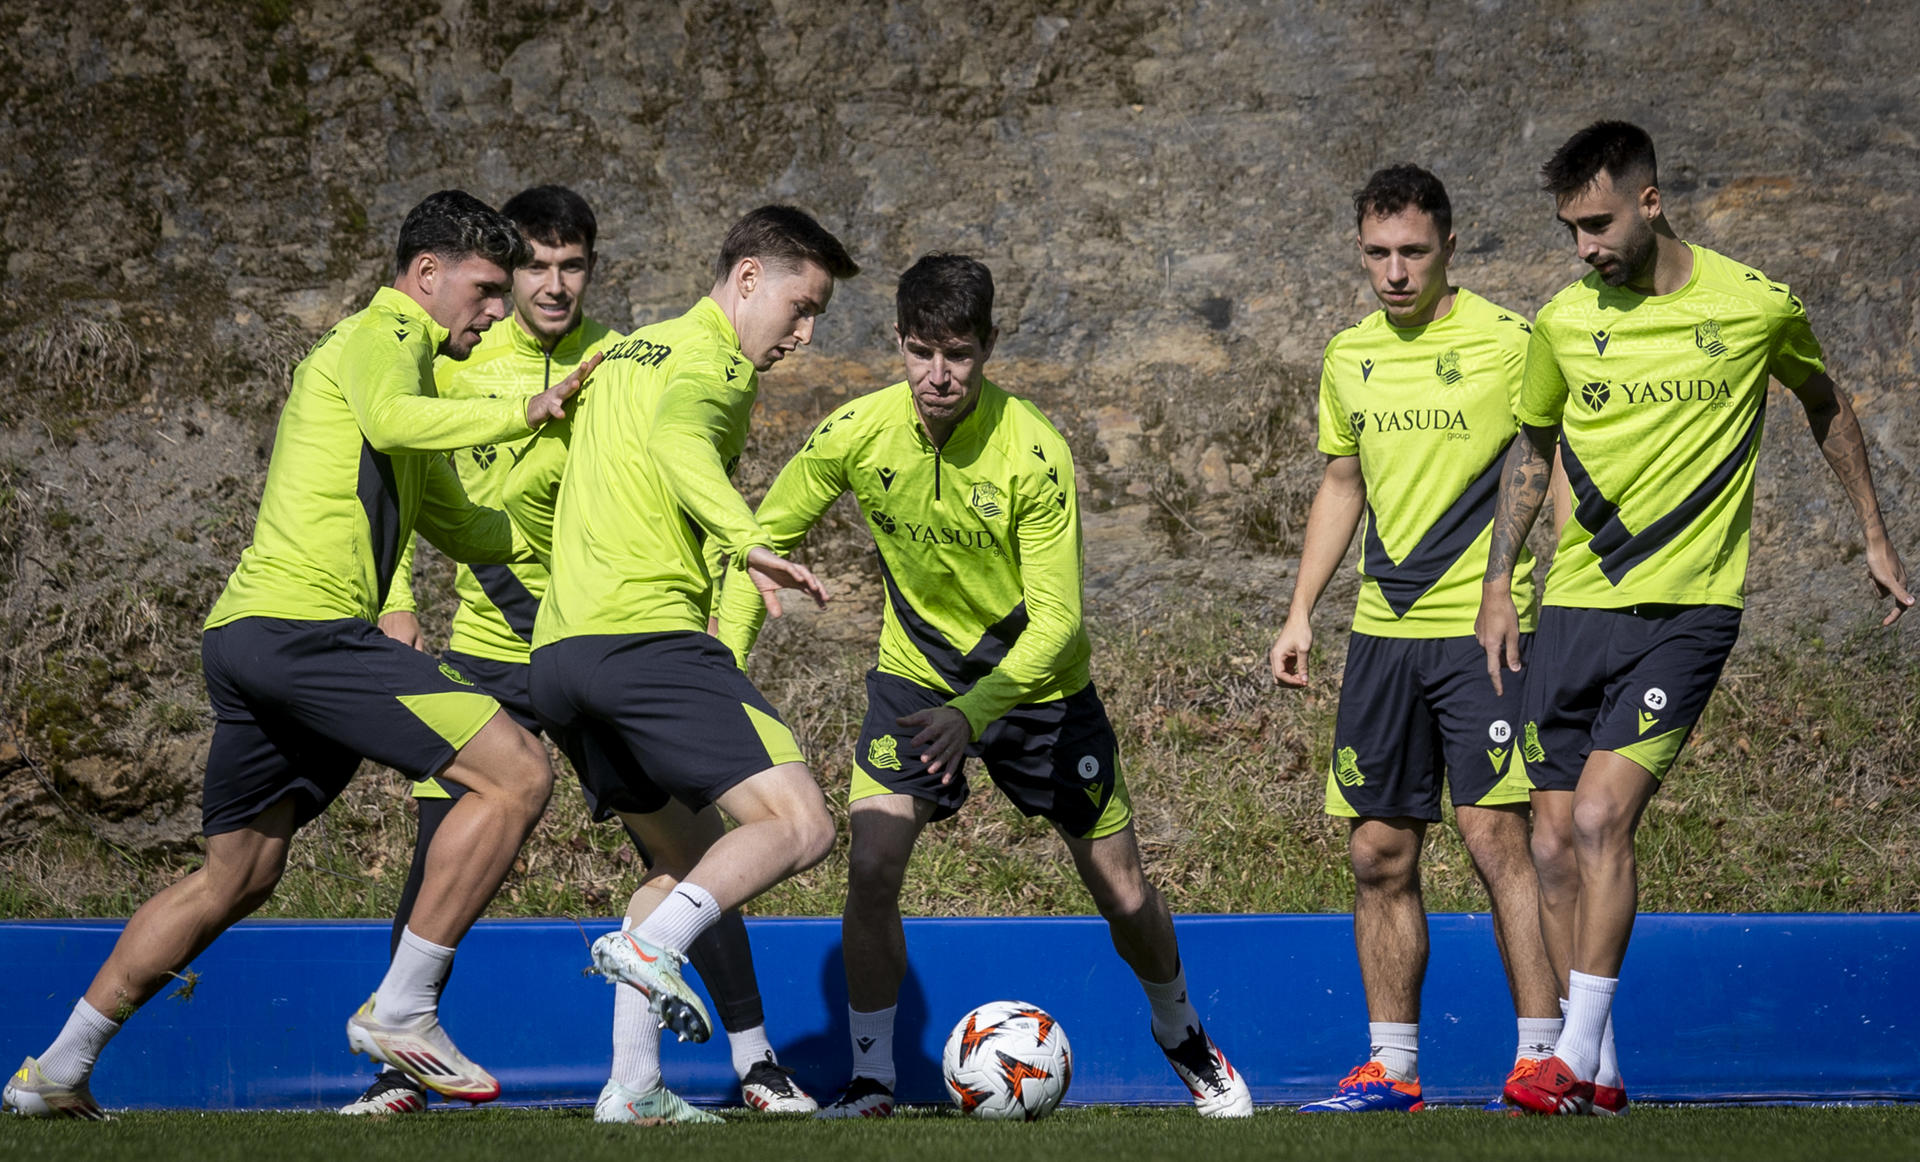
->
[1593,1081,1630,1116]
[1503,1054,1594,1116]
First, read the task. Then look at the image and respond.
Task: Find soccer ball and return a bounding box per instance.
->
[941,1000,1072,1120]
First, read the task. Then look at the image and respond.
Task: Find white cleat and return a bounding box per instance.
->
[345,995,500,1104]
[595,1078,723,1124]
[337,1068,427,1115]
[812,1076,895,1119]
[1160,1025,1254,1118]
[740,1060,817,1113]
[589,931,713,1044]
[3,1057,110,1120]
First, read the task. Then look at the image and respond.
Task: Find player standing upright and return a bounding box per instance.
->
[1478,122,1911,1115]
[505,205,857,1125]
[343,187,813,1117]
[1271,166,1563,1113]
[716,254,1253,1120]
[4,191,592,1118]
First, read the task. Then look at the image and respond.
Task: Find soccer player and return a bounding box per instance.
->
[342,187,814,1117]
[1478,121,1912,1115]
[1270,166,1563,1114]
[503,204,857,1125]
[715,254,1254,1120]
[3,191,592,1119]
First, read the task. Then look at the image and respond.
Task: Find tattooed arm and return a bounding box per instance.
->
[1476,424,1559,693]
[1790,370,1913,625]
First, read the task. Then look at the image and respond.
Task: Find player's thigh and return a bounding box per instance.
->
[851,670,973,823]
[615,798,727,877]
[981,681,1130,842]
[1592,605,1742,781]
[438,708,551,803]
[1428,634,1534,811]
[846,791,936,885]
[1055,819,1154,911]
[1324,634,1444,823]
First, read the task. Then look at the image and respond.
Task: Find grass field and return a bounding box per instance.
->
[3,1106,1917,1162]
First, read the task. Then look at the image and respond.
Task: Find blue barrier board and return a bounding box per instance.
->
[3,913,1913,1109]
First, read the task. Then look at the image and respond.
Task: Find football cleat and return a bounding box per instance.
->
[740,1060,817,1113]
[813,1076,895,1119]
[1503,1054,1594,1115]
[589,931,713,1044]
[3,1057,110,1120]
[1483,1057,1544,1113]
[345,995,500,1104]
[1593,1081,1630,1116]
[1160,1025,1254,1118]
[594,1078,723,1125]
[338,1068,427,1115]
[1298,1060,1424,1113]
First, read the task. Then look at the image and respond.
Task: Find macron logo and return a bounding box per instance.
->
[1592,330,1610,356]
[856,1036,876,1052]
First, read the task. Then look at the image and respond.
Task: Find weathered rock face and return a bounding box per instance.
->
[2,0,1917,850]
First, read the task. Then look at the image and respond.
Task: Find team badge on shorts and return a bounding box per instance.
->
[868,735,902,771]
[438,661,474,687]
[1334,746,1365,787]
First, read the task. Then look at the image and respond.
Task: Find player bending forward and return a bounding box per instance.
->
[1479,121,1911,1115]
[5,192,589,1118]
[505,205,858,1125]
[1272,165,1563,1113]
[716,254,1254,1119]
[344,187,812,1117]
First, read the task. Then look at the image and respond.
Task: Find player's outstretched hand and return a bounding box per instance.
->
[1271,615,1312,687]
[1475,583,1523,696]
[899,705,969,782]
[1867,538,1914,626]
[526,351,604,426]
[377,610,427,652]
[743,546,830,618]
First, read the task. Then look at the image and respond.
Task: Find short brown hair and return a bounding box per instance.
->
[713,205,859,284]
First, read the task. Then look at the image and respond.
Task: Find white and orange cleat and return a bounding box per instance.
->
[1160,1025,1254,1118]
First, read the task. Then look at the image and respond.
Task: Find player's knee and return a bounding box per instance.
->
[1349,831,1418,892]
[846,845,909,905]
[1090,872,1152,923]
[1569,795,1631,853]
[789,806,836,872]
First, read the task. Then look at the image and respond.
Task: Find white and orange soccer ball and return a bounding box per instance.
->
[940,1000,1072,1121]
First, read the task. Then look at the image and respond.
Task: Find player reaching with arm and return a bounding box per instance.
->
[716,254,1253,1120]
[1479,121,1911,1116]
[504,205,855,1125]
[3,192,598,1119]
[1270,166,1563,1114]
[342,188,813,1117]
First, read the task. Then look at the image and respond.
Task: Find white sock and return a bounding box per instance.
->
[610,982,662,1093]
[1595,1012,1623,1088]
[635,883,721,955]
[1518,1016,1562,1063]
[1557,971,1616,1081]
[728,1023,776,1080]
[1368,1021,1419,1082]
[849,1005,897,1089]
[1138,963,1201,1049]
[37,998,122,1088]
[374,927,454,1026]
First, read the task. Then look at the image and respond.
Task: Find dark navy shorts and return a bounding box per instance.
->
[1522,604,1741,787]
[850,671,1132,841]
[529,631,804,817]
[200,617,502,836]
[1326,633,1534,821]
[413,650,539,802]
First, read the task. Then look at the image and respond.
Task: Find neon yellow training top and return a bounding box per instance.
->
[206,286,539,629]
[508,297,774,644]
[1317,288,1540,637]
[714,379,1090,740]
[1518,243,1825,609]
[385,313,620,661]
